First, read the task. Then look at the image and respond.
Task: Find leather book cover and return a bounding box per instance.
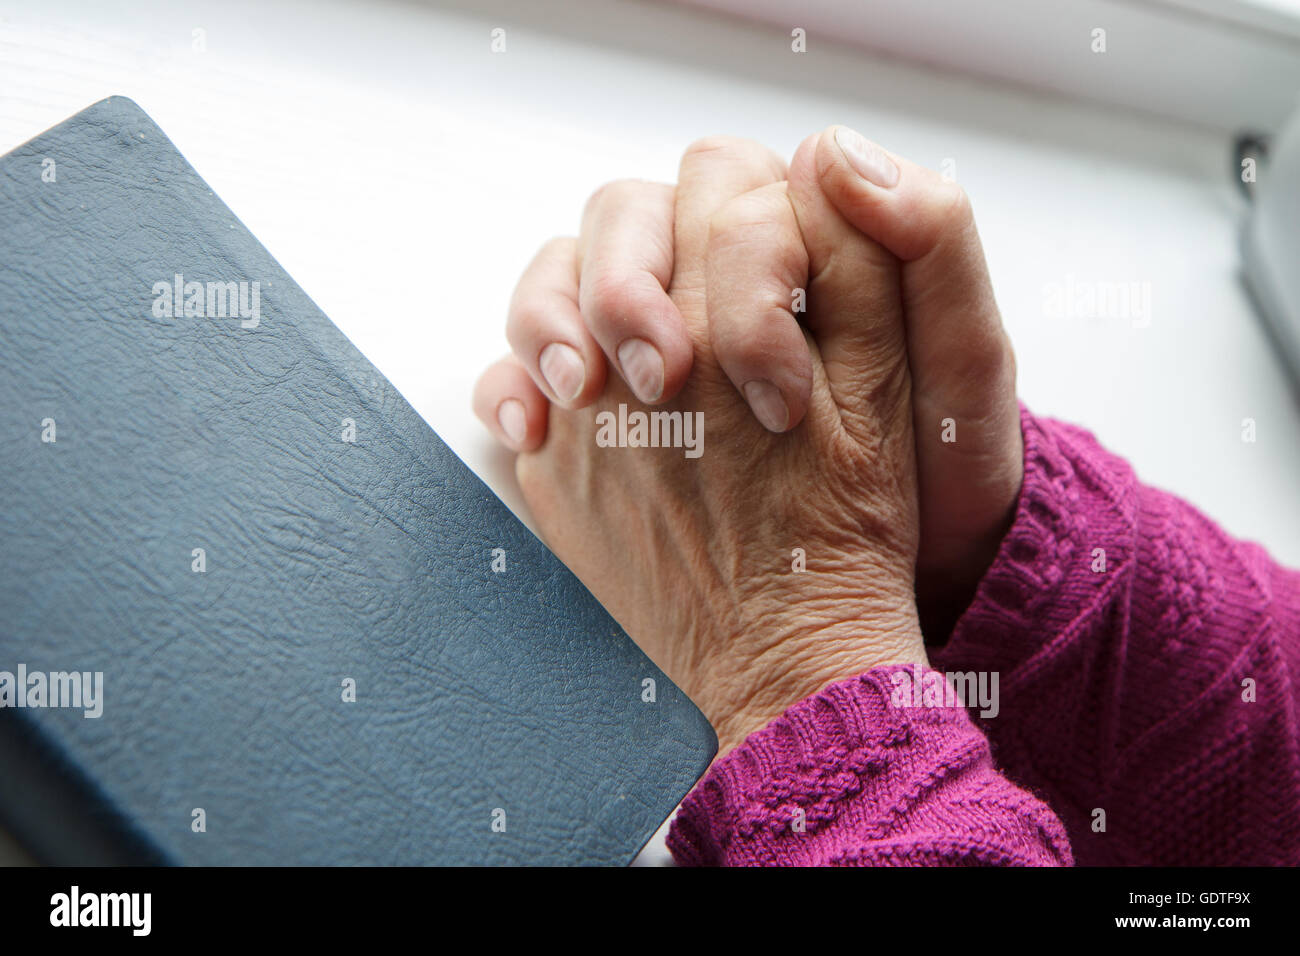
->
[0,97,716,865]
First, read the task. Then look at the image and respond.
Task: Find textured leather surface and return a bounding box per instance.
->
[0,97,715,865]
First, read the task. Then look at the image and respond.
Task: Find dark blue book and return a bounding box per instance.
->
[0,97,715,865]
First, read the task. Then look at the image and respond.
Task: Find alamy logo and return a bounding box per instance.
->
[595,403,704,459]
[50,886,150,936]
[152,273,260,328]
[890,668,999,719]
[0,664,103,718]
[1042,274,1151,328]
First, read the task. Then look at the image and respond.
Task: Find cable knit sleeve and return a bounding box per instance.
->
[666,667,1073,866]
[929,405,1300,865]
[668,404,1300,866]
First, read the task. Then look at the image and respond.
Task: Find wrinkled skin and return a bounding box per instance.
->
[474,127,1021,753]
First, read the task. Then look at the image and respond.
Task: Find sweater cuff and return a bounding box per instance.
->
[667,666,1072,866]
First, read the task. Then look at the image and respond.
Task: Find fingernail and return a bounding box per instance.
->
[617,338,664,403]
[743,380,789,432]
[834,126,899,189]
[538,342,585,403]
[497,398,527,445]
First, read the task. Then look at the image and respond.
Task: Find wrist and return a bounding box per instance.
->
[699,592,928,756]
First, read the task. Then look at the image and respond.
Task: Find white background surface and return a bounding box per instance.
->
[3,0,1297,563]
[685,0,1300,130]
[2,0,1299,862]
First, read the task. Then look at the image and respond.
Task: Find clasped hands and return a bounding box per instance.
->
[474,126,1023,755]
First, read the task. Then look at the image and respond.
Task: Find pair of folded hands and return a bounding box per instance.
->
[473,126,1024,754]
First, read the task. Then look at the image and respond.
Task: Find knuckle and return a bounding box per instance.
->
[505,300,550,348]
[711,302,798,367]
[716,320,780,368]
[708,198,808,284]
[582,270,648,336]
[947,326,1013,394]
[582,178,646,219]
[683,134,748,160]
[708,198,783,254]
[706,204,763,251]
[682,136,783,178]
[581,181,614,219]
[536,235,575,261]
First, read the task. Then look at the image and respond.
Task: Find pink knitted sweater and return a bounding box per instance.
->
[667,408,1300,866]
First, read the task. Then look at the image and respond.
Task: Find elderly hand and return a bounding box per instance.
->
[486,127,1023,642]
[474,129,930,753]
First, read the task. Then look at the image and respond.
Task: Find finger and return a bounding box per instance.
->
[786,131,908,439]
[576,180,689,405]
[673,136,789,332]
[811,125,1020,522]
[506,237,608,408]
[472,355,551,452]
[812,125,1014,419]
[706,181,813,432]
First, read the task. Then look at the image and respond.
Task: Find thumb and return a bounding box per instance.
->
[785,132,910,445]
[812,126,1013,423]
[814,125,1022,600]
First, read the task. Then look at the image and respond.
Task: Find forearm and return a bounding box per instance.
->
[932,405,1300,865]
